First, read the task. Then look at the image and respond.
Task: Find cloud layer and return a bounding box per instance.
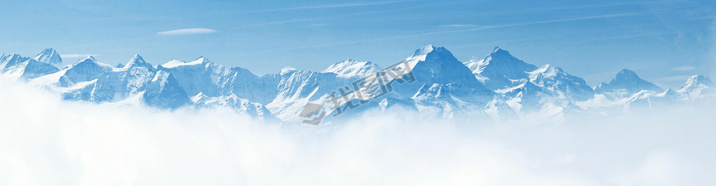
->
[157,28,218,36]
[1,75,715,185]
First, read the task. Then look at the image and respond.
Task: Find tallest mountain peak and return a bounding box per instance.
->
[617,69,637,75]
[404,45,487,90]
[490,46,511,55]
[492,46,503,52]
[614,69,641,81]
[611,69,650,84]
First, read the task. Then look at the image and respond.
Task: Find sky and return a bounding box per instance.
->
[1,0,715,88]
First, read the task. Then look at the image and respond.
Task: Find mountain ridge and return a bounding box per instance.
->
[1,45,712,123]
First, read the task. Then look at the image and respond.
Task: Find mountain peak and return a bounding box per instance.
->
[411,45,436,57]
[404,45,491,94]
[3,53,21,59]
[537,64,562,73]
[280,66,297,75]
[615,69,639,80]
[125,54,149,68]
[39,48,55,53]
[80,55,96,63]
[529,64,566,79]
[597,69,663,97]
[610,69,651,85]
[492,46,507,53]
[468,46,538,90]
[194,56,210,64]
[401,45,465,81]
[68,55,110,70]
[131,54,145,61]
[410,45,454,58]
[408,45,456,63]
[162,56,211,68]
[481,46,529,66]
[322,59,379,77]
[33,48,62,65]
[37,48,57,55]
[684,75,713,87]
[489,46,513,57]
[677,75,714,97]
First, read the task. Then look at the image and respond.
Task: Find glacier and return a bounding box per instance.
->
[1,46,713,123]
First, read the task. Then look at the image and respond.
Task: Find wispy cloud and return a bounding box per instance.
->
[258,12,655,53]
[263,6,692,53]
[226,11,376,31]
[672,65,697,71]
[437,24,478,28]
[252,0,412,13]
[61,54,98,58]
[409,12,650,37]
[241,18,319,28]
[157,28,218,36]
[476,2,653,17]
[289,0,409,10]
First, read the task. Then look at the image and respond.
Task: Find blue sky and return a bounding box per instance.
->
[1,0,715,88]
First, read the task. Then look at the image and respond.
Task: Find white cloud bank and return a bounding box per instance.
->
[1,75,716,185]
[156,28,218,36]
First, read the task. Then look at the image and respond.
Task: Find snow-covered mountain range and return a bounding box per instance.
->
[1,46,712,123]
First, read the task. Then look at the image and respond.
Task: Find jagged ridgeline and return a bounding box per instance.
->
[1,46,713,123]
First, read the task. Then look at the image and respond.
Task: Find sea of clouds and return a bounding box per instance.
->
[1,75,716,186]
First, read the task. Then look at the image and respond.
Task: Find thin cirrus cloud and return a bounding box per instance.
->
[250,0,413,13]
[437,24,478,28]
[255,11,658,53]
[156,28,218,36]
[283,0,410,10]
[273,6,694,54]
[672,65,697,71]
